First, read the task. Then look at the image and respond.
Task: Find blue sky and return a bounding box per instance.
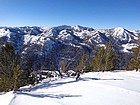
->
[0,0,140,29]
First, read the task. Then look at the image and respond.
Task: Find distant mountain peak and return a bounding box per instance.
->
[113,27,125,36]
[54,25,71,31]
[0,25,138,54]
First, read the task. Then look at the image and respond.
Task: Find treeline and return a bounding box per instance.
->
[77,42,117,72]
[77,40,140,72]
[0,43,36,92]
[89,42,116,72]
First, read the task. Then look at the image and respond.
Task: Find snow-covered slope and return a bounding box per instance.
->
[1,71,140,105]
[0,26,138,53]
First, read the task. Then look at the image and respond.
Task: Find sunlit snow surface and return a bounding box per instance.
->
[0,26,138,53]
[1,71,140,105]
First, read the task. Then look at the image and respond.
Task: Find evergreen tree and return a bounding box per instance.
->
[0,42,21,91]
[77,52,87,72]
[13,64,21,90]
[20,58,36,86]
[90,42,116,72]
[90,47,105,71]
[129,48,140,70]
[104,42,115,71]
[128,36,140,71]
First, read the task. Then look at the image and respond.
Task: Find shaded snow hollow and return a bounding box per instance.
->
[1,71,140,105]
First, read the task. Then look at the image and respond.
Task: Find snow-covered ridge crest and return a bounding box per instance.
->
[0,25,139,53]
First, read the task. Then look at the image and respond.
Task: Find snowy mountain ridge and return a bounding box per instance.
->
[0,25,139,71]
[0,25,138,53]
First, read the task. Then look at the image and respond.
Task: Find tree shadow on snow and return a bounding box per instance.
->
[16,91,82,99]
[22,77,123,92]
[78,77,124,81]
[28,79,77,92]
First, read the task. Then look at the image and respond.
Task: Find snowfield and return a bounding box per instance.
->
[1,70,140,105]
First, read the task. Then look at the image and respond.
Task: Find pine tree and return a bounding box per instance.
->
[104,42,115,71]
[20,60,36,86]
[13,64,21,90]
[90,47,105,71]
[130,48,140,71]
[128,36,140,71]
[90,42,116,72]
[0,42,21,91]
[77,52,87,72]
